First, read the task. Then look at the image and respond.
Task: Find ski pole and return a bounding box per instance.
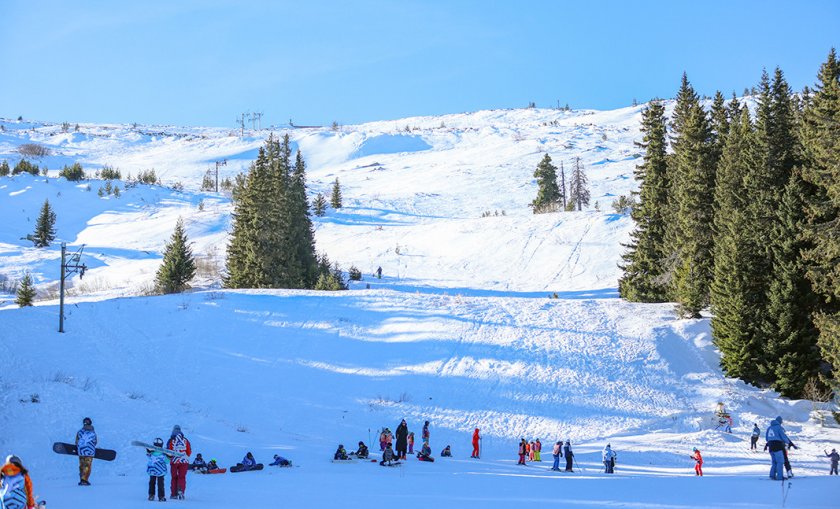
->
[573,456,584,472]
[783,480,791,507]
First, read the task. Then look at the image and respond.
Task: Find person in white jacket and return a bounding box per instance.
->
[602,444,616,474]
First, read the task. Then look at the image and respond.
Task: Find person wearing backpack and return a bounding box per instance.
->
[166,425,191,499]
[75,417,97,486]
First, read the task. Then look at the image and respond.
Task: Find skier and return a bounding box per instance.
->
[534,438,542,462]
[551,441,562,471]
[238,452,258,471]
[380,443,396,466]
[146,438,168,501]
[765,416,794,481]
[518,439,527,465]
[825,449,839,475]
[564,440,574,472]
[408,432,415,454]
[690,448,703,476]
[602,444,616,474]
[75,417,97,486]
[334,444,349,461]
[270,454,292,467]
[376,266,382,279]
[417,441,435,462]
[1,455,36,509]
[750,424,761,451]
[189,453,207,473]
[471,428,481,458]
[349,441,369,459]
[395,419,409,460]
[529,441,535,461]
[166,424,191,500]
[422,421,430,445]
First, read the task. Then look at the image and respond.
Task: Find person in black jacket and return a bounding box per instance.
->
[350,442,369,459]
[563,440,574,472]
[395,419,409,460]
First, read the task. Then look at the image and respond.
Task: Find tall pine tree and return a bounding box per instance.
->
[16,272,35,307]
[619,100,671,302]
[32,199,56,248]
[155,217,196,294]
[568,158,590,211]
[330,178,343,209]
[531,154,561,213]
[800,49,840,388]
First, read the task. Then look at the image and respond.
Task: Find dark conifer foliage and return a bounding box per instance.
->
[16,272,35,307]
[155,217,196,294]
[531,154,561,213]
[330,178,343,209]
[32,199,57,248]
[619,101,670,302]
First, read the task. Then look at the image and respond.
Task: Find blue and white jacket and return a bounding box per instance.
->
[76,425,98,457]
[147,451,168,477]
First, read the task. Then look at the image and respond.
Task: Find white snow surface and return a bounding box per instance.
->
[0,108,838,508]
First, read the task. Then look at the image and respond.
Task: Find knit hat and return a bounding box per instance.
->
[172,425,182,435]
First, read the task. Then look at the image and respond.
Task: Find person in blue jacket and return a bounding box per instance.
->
[240,452,257,470]
[270,454,292,467]
[146,438,168,501]
[765,416,795,480]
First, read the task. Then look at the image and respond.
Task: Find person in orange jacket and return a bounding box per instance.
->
[691,447,703,476]
[471,429,481,458]
[1,454,36,509]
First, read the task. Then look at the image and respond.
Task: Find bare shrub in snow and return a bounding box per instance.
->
[18,143,50,158]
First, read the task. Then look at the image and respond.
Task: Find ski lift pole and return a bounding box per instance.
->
[58,243,87,333]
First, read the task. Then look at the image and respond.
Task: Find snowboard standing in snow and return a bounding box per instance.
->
[52,442,116,461]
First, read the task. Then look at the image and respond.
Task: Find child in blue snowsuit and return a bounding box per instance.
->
[270,454,291,467]
[147,438,168,501]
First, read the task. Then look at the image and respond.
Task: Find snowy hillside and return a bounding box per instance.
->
[1,108,839,508]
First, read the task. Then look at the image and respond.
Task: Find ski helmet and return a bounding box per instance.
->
[692,447,697,452]
[153,438,164,447]
[83,417,92,426]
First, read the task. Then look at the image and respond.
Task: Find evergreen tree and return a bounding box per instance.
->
[330,178,343,209]
[558,161,567,209]
[16,272,35,307]
[568,157,590,211]
[531,154,561,213]
[800,48,840,388]
[0,160,10,176]
[710,107,766,382]
[619,101,671,302]
[313,193,327,216]
[155,217,196,294]
[32,199,56,248]
[670,75,715,317]
[286,150,319,287]
[709,91,730,170]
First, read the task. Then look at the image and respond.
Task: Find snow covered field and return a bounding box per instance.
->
[1,108,838,507]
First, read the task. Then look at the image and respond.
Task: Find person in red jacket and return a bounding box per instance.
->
[471,428,481,458]
[167,425,192,499]
[691,448,703,476]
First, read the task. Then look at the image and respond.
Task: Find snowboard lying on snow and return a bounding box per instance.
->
[52,442,116,461]
[230,463,263,473]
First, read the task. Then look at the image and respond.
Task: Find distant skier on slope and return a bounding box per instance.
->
[518,439,527,465]
[551,441,562,471]
[408,432,415,454]
[690,448,703,476]
[422,421,430,445]
[602,444,616,474]
[395,419,409,460]
[471,428,481,458]
[534,438,542,462]
[75,417,97,486]
[564,440,574,472]
[750,424,761,451]
[765,416,795,481]
[825,449,839,475]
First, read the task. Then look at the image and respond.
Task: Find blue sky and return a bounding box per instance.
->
[1,0,837,127]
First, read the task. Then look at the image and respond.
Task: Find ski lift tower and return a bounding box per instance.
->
[59,243,87,333]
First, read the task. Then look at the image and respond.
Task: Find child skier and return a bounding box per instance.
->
[380,443,396,466]
[750,423,761,450]
[603,444,616,473]
[1,455,36,509]
[551,441,562,471]
[471,428,481,458]
[534,439,542,461]
[691,448,703,476]
[270,454,292,467]
[146,438,168,501]
[518,439,527,465]
[408,432,415,455]
[440,445,452,457]
[825,449,839,475]
[417,441,435,462]
[529,441,535,461]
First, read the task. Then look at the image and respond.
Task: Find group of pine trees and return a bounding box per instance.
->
[224,134,344,290]
[531,155,590,213]
[620,49,840,397]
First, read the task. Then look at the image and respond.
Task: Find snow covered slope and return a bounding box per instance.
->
[1,108,838,508]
